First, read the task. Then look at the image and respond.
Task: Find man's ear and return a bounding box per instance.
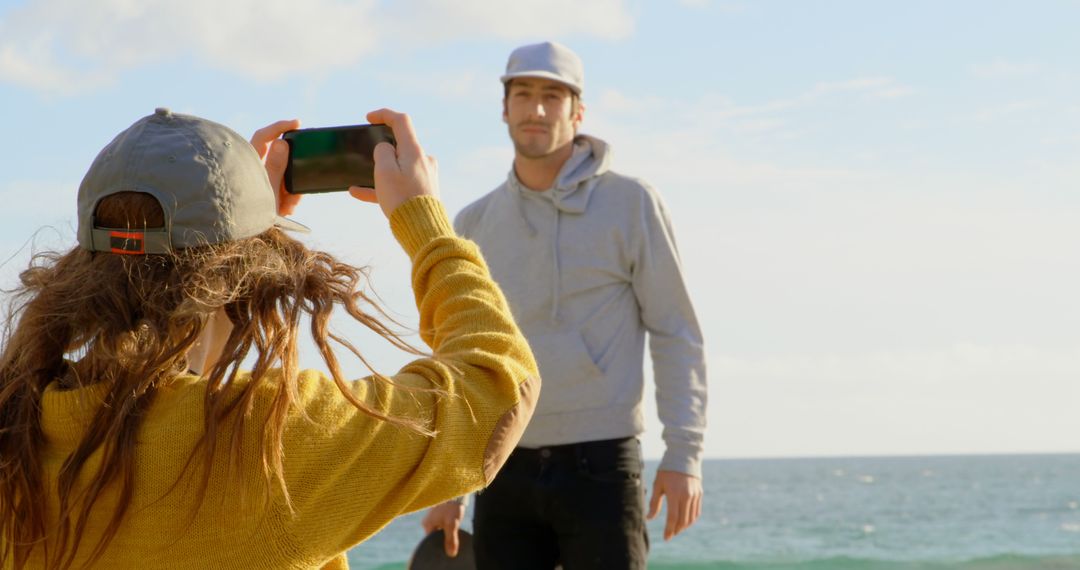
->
[573,100,586,129]
[502,99,509,124]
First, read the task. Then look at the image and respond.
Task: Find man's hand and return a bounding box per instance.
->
[250,118,302,216]
[421,500,466,558]
[348,108,439,218]
[647,470,703,541]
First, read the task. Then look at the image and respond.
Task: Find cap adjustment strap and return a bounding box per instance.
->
[109,230,145,254]
[89,227,172,254]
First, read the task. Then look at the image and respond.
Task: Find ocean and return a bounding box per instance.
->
[347,454,1080,569]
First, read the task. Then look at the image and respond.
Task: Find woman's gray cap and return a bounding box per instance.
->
[500,41,584,95]
[77,108,308,255]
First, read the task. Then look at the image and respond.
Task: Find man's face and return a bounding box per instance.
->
[503,78,583,160]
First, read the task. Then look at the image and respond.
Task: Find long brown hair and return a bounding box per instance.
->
[0,192,429,568]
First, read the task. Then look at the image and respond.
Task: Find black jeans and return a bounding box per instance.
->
[473,437,649,570]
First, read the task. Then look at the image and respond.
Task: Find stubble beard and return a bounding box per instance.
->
[513,139,556,160]
[511,124,571,161]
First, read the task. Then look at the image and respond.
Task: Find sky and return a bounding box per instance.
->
[1,0,1078,460]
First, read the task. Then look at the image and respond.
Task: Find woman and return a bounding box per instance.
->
[0,107,539,569]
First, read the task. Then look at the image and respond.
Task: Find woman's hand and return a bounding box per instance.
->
[348,109,439,218]
[250,119,302,217]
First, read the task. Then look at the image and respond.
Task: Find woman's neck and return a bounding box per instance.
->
[187,308,233,375]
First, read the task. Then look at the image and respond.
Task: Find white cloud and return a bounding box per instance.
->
[803,76,915,100]
[376,69,490,102]
[715,344,1080,389]
[968,99,1046,123]
[730,117,787,135]
[587,81,915,189]
[971,59,1045,79]
[677,0,746,11]
[590,76,913,134]
[0,43,107,95]
[0,0,635,93]
[582,83,1079,354]
[379,0,634,42]
[0,0,381,88]
[712,344,1080,457]
[0,179,75,222]
[0,179,78,289]
[638,342,1080,459]
[673,196,1076,455]
[594,90,667,114]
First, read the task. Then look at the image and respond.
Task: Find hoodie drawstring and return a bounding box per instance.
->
[504,134,611,324]
[550,210,561,322]
[517,188,538,237]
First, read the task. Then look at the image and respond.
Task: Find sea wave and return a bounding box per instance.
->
[367,553,1080,570]
[648,553,1080,570]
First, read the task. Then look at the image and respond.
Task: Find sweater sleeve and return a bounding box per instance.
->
[271,196,539,563]
[630,184,708,478]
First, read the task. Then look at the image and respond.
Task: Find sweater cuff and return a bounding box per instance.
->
[388,196,456,258]
[659,445,703,479]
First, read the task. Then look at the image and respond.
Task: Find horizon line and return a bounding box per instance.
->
[644,450,1080,462]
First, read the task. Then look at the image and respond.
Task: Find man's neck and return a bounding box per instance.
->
[513,142,575,192]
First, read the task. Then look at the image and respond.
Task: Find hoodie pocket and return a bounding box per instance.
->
[529,331,608,414]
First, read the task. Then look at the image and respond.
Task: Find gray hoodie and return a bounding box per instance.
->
[455,135,707,477]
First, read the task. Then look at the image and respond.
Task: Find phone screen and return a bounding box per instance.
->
[283,124,396,194]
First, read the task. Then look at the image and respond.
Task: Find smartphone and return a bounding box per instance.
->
[283,124,396,194]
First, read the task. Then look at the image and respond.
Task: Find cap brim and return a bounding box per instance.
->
[274,216,310,233]
[500,71,582,94]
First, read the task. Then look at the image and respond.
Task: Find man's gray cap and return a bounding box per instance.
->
[500,41,584,95]
[77,108,308,255]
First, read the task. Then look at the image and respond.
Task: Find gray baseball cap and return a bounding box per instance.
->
[77,108,308,255]
[500,41,584,95]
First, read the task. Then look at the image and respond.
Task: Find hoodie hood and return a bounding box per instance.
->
[506,134,611,213]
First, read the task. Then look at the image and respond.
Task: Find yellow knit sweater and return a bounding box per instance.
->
[25,197,540,569]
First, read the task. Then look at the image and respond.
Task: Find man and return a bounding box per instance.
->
[422,41,707,569]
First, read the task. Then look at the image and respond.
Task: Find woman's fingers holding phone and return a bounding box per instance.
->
[267,140,301,216]
[360,109,439,218]
[348,187,377,203]
[250,119,302,217]
[349,137,399,207]
[251,119,300,159]
[366,109,422,162]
